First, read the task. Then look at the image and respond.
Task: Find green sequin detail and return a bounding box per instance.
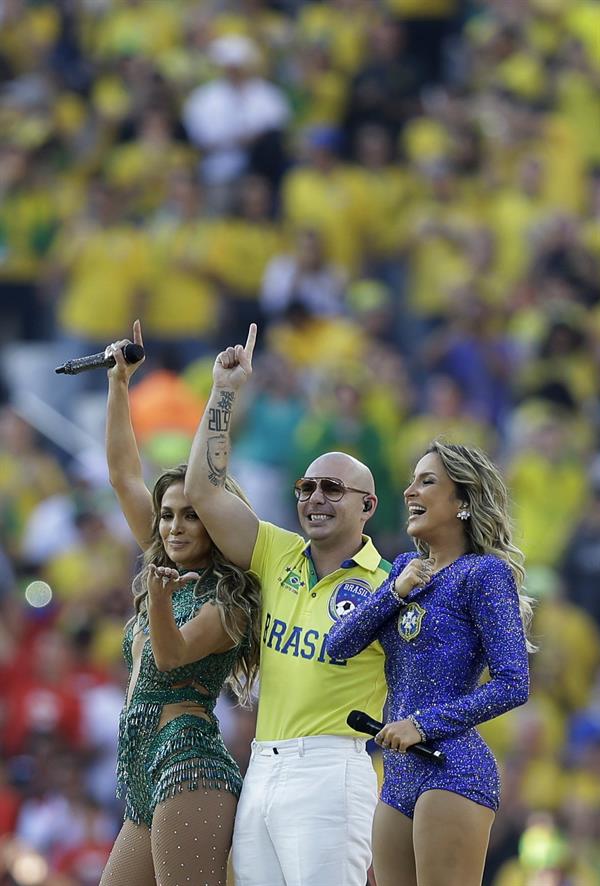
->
[116,572,244,826]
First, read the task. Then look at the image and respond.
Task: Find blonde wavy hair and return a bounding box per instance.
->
[416,440,536,652]
[131,464,261,706]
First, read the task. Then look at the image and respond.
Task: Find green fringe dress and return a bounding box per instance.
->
[116,573,245,826]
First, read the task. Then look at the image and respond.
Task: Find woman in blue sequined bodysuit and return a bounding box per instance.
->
[99,322,261,886]
[327,440,533,886]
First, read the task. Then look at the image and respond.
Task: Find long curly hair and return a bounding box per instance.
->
[131,464,261,706]
[416,440,536,652]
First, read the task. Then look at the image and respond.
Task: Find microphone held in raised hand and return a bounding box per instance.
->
[55,343,145,375]
[347,710,445,763]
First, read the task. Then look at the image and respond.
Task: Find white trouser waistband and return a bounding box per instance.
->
[251,734,367,757]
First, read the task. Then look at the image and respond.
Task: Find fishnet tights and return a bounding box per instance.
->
[100,788,237,885]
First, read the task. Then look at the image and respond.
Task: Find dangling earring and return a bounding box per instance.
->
[457,506,471,521]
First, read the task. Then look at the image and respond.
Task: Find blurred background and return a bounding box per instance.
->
[0,0,599,883]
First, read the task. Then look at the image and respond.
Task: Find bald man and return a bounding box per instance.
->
[185,325,391,886]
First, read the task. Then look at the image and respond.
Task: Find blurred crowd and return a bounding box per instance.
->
[1,0,600,883]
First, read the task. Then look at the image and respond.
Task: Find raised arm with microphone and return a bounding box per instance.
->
[55,343,145,375]
[347,710,446,763]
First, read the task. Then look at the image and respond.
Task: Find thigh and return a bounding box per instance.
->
[151,787,237,886]
[372,800,417,886]
[100,819,155,886]
[413,790,495,886]
[231,760,286,886]
[273,751,377,886]
[344,754,379,886]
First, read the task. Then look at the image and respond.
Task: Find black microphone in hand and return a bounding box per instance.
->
[347,710,445,763]
[55,343,145,375]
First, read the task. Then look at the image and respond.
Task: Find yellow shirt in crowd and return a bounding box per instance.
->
[56,224,150,340]
[143,221,219,337]
[282,165,372,273]
[208,219,283,298]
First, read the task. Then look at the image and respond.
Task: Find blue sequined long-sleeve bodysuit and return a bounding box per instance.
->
[326,552,529,816]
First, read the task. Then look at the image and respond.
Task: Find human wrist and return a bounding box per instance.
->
[147,589,169,609]
[108,373,129,389]
[211,384,238,408]
[407,714,427,742]
[389,578,408,605]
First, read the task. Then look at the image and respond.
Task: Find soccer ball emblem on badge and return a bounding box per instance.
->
[335,599,356,617]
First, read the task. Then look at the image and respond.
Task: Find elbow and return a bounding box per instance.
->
[183,473,207,508]
[325,629,351,660]
[324,636,341,659]
[108,472,132,494]
[153,653,181,673]
[151,631,189,672]
[325,618,370,660]
[182,471,194,497]
[504,674,529,709]
[182,476,200,511]
[514,677,530,708]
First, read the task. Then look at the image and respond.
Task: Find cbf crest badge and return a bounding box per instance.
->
[397,602,426,641]
[328,579,372,621]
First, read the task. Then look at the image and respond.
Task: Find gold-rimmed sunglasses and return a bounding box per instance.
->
[293,477,372,502]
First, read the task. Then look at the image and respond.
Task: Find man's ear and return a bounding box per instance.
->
[361,495,377,519]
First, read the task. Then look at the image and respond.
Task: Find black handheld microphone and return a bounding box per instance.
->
[55,343,145,375]
[347,710,446,763]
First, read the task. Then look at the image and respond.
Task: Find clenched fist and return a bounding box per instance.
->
[393,557,434,599]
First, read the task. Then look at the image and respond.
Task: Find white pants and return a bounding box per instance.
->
[232,735,378,886]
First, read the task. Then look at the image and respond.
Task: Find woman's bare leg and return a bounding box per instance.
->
[372,800,417,886]
[413,790,494,886]
[100,820,156,886]
[151,787,237,886]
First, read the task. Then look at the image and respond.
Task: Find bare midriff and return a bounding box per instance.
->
[158,682,210,729]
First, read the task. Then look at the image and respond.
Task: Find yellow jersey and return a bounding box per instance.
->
[251,521,391,741]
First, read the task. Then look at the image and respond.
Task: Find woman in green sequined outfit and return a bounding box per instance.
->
[100,321,261,886]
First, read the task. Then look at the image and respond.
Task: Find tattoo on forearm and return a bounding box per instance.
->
[208,407,231,432]
[217,390,235,411]
[207,391,235,433]
[206,434,229,487]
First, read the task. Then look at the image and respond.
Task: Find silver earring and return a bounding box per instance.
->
[457,508,470,521]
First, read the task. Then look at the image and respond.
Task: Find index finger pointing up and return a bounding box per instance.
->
[133,318,144,347]
[244,323,257,359]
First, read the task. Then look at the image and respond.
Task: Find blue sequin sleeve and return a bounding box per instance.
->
[414,557,530,740]
[326,553,415,659]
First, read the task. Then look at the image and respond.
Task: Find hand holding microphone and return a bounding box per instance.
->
[106,319,145,383]
[347,710,445,763]
[55,320,145,378]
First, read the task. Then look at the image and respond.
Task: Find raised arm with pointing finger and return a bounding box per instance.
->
[185,325,395,886]
[184,323,259,569]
